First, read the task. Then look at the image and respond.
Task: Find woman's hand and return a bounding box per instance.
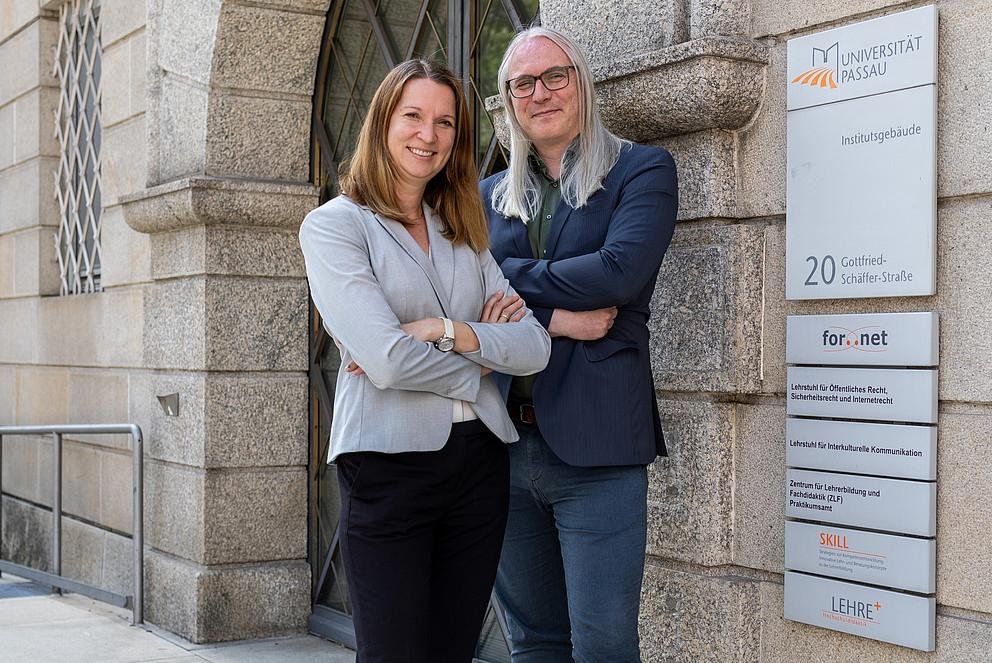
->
[481,291,526,324]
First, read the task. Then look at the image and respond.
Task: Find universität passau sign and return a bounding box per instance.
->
[783,6,939,653]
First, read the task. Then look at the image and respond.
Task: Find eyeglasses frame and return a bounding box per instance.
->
[506,65,577,99]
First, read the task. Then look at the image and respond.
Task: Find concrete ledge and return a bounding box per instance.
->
[120,177,319,235]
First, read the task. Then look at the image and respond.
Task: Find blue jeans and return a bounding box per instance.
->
[494,424,648,663]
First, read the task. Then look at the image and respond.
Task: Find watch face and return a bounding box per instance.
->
[436,337,455,352]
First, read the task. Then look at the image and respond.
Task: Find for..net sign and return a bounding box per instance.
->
[786,6,937,300]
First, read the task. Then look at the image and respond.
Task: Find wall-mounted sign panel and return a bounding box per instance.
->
[785,571,935,651]
[787,366,937,423]
[786,418,936,480]
[785,521,935,593]
[787,468,935,536]
[787,5,937,110]
[786,312,938,366]
[785,84,936,300]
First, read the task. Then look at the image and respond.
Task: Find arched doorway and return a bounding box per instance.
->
[306,1,539,656]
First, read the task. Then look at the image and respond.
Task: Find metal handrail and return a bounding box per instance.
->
[0,424,144,625]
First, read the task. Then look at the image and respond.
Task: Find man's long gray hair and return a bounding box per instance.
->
[490,26,624,222]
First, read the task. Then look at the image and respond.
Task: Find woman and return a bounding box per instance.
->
[298,60,551,663]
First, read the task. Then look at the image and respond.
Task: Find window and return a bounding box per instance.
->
[54,0,103,295]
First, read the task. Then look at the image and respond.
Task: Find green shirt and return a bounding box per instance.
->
[511,156,561,402]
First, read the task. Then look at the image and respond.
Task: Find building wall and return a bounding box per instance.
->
[1,0,991,658]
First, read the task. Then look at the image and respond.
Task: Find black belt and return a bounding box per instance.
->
[507,401,538,426]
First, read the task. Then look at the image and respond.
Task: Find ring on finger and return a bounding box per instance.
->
[500,313,510,320]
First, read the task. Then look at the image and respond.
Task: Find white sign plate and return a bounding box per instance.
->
[787,366,937,424]
[785,571,935,651]
[785,521,935,593]
[786,418,936,480]
[787,468,935,536]
[786,312,938,366]
[786,84,936,300]
[787,5,937,110]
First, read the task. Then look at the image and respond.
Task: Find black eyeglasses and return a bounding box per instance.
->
[506,66,576,99]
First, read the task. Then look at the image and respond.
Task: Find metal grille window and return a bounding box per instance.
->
[54,0,103,295]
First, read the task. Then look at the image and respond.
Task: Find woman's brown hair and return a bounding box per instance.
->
[339,60,489,252]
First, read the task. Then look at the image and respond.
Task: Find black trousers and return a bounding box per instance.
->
[336,420,510,663]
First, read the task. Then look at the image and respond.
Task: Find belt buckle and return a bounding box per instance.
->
[518,403,537,425]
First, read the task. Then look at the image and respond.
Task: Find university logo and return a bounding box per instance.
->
[792,41,840,89]
[821,325,888,352]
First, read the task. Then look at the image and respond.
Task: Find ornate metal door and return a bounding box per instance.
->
[307,1,539,657]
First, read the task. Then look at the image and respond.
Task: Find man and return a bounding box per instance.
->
[481,26,678,663]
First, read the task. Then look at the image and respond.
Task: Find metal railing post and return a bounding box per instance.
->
[131,425,143,625]
[52,432,62,595]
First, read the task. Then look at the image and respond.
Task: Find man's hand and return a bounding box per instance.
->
[548,307,618,340]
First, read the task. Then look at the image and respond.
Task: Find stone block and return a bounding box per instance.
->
[0,157,60,233]
[761,197,992,403]
[658,129,738,221]
[0,0,40,45]
[936,410,992,614]
[689,0,750,38]
[62,441,100,522]
[1,495,51,572]
[204,276,308,372]
[203,373,308,467]
[937,0,992,199]
[14,365,68,425]
[734,402,785,573]
[647,399,735,566]
[101,0,146,45]
[736,42,786,221]
[150,225,306,280]
[541,0,687,68]
[13,226,60,296]
[211,4,324,95]
[0,17,57,105]
[204,93,310,182]
[61,515,103,588]
[14,86,60,164]
[0,232,13,298]
[0,433,41,503]
[757,580,992,662]
[130,370,206,467]
[0,364,14,422]
[66,368,132,449]
[203,467,307,564]
[102,528,135,596]
[750,0,904,38]
[130,30,146,116]
[145,549,310,643]
[156,74,208,182]
[36,285,145,368]
[99,450,134,535]
[649,222,764,395]
[639,563,761,662]
[156,1,220,84]
[102,115,147,206]
[120,176,319,235]
[0,298,40,363]
[98,204,151,289]
[0,102,14,170]
[101,39,132,127]
[146,460,205,562]
[143,277,207,370]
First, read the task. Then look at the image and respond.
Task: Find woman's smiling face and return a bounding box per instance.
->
[386,77,457,193]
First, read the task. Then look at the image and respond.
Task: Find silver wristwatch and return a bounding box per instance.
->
[434,317,455,352]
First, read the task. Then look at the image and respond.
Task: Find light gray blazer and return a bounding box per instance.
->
[299,195,551,461]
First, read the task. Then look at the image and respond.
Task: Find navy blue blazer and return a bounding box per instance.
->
[481,142,678,467]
